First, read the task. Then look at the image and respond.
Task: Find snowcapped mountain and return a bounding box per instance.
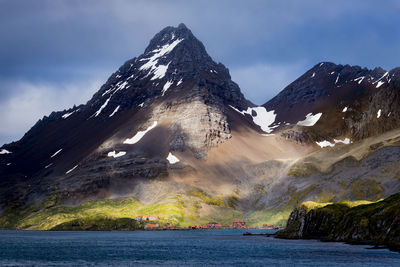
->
[1,24,400,229]
[0,23,263,204]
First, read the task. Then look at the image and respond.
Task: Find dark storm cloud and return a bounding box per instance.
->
[1,0,400,145]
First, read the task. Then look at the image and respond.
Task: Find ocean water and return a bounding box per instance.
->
[0,229,399,266]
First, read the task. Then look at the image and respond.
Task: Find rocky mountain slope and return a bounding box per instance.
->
[1,24,400,229]
[0,23,256,203]
[264,62,400,144]
[277,193,400,251]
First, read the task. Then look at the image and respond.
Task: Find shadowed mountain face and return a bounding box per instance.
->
[1,24,400,228]
[264,62,400,143]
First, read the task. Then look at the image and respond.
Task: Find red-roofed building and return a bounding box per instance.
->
[232,219,247,229]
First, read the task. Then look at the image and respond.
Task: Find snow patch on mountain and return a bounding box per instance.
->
[297,113,322,127]
[376,81,385,88]
[62,109,79,119]
[373,72,388,88]
[334,138,350,144]
[162,80,173,96]
[151,62,171,80]
[316,138,351,148]
[229,105,276,133]
[94,97,111,117]
[316,140,335,148]
[354,76,365,84]
[45,163,53,169]
[166,152,179,164]
[109,106,120,117]
[115,81,130,92]
[102,80,130,97]
[51,149,62,158]
[139,38,183,80]
[66,165,78,174]
[123,121,158,145]
[107,151,126,158]
[0,149,11,154]
[248,107,277,133]
[335,74,340,84]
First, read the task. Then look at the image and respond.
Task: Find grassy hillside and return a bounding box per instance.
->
[0,190,278,230]
[0,197,184,230]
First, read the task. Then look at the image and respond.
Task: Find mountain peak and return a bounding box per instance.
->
[134,23,221,84]
[81,23,248,121]
[144,23,199,54]
[177,22,188,29]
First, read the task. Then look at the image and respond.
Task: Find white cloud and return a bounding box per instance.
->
[0,79,102,145]
[230,62,305,105]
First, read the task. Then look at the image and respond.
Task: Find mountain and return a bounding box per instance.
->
[1,24,400,230]
[264,62,400,143]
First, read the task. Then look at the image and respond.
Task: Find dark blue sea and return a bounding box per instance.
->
[0,229,399,266]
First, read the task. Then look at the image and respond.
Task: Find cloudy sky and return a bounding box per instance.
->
[1,0,400,145]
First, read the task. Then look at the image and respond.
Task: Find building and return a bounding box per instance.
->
[144,223,160,230]
[205,222,219,229]
[232,219,247,229]
[134,215,159,221]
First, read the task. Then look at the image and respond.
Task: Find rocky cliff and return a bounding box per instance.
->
[277,193,400,251]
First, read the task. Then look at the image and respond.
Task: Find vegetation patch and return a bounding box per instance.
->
[300,201,332,212]
[52,217,141,231]
[0,196,184,230]
[187,190,223,206]
[245,209,290,228]
[288,163,313,177]
[349,178,383,200]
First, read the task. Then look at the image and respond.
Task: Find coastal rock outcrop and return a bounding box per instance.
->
[277,193,400,250]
